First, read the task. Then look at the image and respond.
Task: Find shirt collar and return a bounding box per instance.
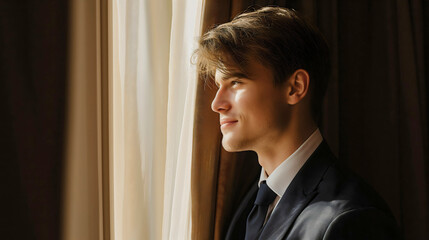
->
[258,128,323,197]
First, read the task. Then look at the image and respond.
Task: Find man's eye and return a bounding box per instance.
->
[231,80,241,86]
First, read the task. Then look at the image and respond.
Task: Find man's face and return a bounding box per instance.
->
[212,60,291,152]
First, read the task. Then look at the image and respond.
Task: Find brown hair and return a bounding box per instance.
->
[194,6,330,121]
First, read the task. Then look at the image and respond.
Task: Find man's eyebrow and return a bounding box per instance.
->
[222,71,250,80]
[214,71,250,87]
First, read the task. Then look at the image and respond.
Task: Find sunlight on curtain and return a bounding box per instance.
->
[112,0,203,239]
[162,0,204,238]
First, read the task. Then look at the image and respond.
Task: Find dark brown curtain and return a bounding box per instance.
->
[316,1,429,239]
[0,1,68,239]
[192,0,429,240]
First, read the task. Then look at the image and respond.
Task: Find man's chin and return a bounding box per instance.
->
[221,138,244,152]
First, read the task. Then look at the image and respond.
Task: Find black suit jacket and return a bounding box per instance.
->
[225,141,400,240]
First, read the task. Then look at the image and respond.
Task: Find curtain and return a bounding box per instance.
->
[112,0,203,239]
[112,0,170,239]
[317,1,429,239]
[193,0,429,240]
[63,0,109,239]
[0,1,68,240]
[163,0,204,239]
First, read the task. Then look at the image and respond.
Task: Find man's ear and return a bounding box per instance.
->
[285,69,310,105]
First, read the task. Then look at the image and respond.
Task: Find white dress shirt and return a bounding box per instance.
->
[258,128,323,224]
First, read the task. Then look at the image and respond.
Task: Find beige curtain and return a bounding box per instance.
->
[112,0,204,239]
[64,0,204,239]
[63,0,111,239]
[162,0,205,239]
[111,0,171,239]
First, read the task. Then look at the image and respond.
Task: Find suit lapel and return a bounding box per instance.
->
[259,141,335,240]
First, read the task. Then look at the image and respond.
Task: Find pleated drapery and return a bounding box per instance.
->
[111,0,203,239]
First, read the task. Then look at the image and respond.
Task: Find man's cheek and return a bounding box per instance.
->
[234,90,258,109]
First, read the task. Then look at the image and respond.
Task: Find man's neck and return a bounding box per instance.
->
[256,123,318,176]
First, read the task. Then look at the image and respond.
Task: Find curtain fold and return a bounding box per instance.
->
[63,0,102,239]
[111,0,171,239]
[330,0,428,238]
[163,0,204,239]
[1,1,68,240]
[112,0,203,239]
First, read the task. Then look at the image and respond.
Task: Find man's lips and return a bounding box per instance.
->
[220,119,238,127]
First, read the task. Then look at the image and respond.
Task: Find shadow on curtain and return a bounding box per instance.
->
[0,1,68,240]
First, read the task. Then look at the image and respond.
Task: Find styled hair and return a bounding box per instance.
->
[194,6,330,121]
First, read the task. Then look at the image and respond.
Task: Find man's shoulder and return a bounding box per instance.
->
[290,200,400,239]
[287,160,400,239]
[318,161,390,205]
[302,141,393,213]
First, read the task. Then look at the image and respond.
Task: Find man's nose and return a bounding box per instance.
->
[211,88,231,113]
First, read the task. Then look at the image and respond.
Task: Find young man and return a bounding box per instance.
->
[195,6,399,240]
